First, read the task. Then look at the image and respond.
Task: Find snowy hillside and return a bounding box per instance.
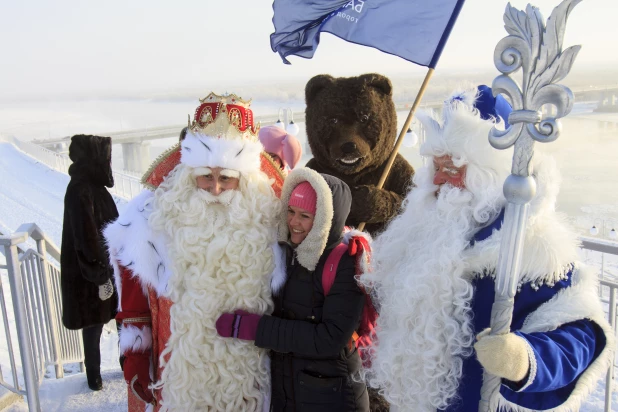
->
[0,143,68,243]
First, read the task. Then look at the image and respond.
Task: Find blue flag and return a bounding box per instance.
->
[271,0,465,68]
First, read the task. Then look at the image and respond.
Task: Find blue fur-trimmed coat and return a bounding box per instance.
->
[445,210,613,412]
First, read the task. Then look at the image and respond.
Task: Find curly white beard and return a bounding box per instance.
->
[149,164,279,412]
[359,166,503,411]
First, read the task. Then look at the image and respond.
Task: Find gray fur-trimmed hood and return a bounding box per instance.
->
[278,168,351,271]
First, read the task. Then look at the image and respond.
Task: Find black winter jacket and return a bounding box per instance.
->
[60,135,118,330]
[256,172,369,412]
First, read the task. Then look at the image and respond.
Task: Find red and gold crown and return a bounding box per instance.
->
[179,92,264,174]
[141,92,284,194]
[189,92,260,140]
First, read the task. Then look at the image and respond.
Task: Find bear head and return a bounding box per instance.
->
[305,73,397,176]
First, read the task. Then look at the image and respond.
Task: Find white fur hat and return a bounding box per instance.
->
[419,86,513,178]
[180,92,264,174]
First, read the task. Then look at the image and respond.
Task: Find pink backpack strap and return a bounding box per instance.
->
[322,243,349,296]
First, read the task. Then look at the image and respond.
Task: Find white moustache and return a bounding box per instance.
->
[195,188,239,206]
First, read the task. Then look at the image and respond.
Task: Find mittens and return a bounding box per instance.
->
[216,311,261,341]
[98,279,114,301]
[474,328,530,382]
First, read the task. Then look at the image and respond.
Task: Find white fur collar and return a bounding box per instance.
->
[463,210,580,286]
[463,155,581,286]
[103,190,174,307]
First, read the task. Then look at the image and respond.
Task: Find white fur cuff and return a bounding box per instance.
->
[270,243,287,295]
[512,337,537,392]
[342,229,372,245]
[119,324,152,354]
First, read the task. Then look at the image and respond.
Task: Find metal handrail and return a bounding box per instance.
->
[581,237,618,412]
[13,223,60,263]
[599,278,618,412]
[0,225,85,412]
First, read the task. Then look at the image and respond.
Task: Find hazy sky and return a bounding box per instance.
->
[0,0,615,100]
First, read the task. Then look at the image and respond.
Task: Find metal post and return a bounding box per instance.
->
[0,246,21,390]
[121,176,127,199]
[22,257,43,383]
[283,108,290,129]
[3,238,41,411]
[35,238,63,378]
[127,178,133,199]
[605,285,616,412]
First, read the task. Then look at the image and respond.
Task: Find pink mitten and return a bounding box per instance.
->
[216,310,261,341]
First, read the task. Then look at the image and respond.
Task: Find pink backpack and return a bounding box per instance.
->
[322,229,377,367]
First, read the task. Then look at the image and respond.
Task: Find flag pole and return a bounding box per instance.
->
[357,67,434,232]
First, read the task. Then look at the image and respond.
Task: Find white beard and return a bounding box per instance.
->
[359,167,503,411]
[148,164,278,411]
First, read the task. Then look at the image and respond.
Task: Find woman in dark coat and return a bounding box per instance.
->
[217,167,369,412]
[60,134,118,390]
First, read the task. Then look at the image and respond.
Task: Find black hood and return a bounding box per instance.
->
[320,173,351,247]
[68,135,114,188]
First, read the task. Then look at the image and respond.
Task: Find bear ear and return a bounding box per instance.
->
[305,75,335,104]
[361,73,392,97]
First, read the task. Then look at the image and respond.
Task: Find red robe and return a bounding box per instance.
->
[116,265,172,412]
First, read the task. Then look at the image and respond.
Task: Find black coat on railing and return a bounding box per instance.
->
[61,135,118,330]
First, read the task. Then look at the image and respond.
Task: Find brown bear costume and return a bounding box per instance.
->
[304,73,414,236]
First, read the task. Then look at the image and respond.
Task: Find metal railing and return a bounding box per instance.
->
[580,236,618,412]
[0,134,71,175]
[600,278,617,412]
[0,224,85,412]
[0,133,142,200]
[111,170,143,199]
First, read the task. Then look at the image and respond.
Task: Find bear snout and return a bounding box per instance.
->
[340,142,357,154]
[331,137,370,171]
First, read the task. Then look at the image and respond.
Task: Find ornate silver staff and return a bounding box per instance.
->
[479,0,582,410]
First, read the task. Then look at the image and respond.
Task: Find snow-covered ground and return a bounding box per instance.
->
[4,370,126,412]
[0,139,617,410]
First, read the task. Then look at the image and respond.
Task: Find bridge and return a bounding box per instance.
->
[32,86,618,174]
[33,112,287,174]
[32,102,445,173]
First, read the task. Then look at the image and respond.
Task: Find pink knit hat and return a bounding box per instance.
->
[288,181,317,214]
[258,125,302,169]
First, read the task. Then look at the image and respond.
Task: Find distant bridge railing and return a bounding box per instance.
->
[0,134,142,200]
[580,236,618,412]
[0,224,86,412]
[32,102,442,147]
[0,134,71,175]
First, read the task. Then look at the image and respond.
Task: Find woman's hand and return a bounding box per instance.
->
[216,310,262,341]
